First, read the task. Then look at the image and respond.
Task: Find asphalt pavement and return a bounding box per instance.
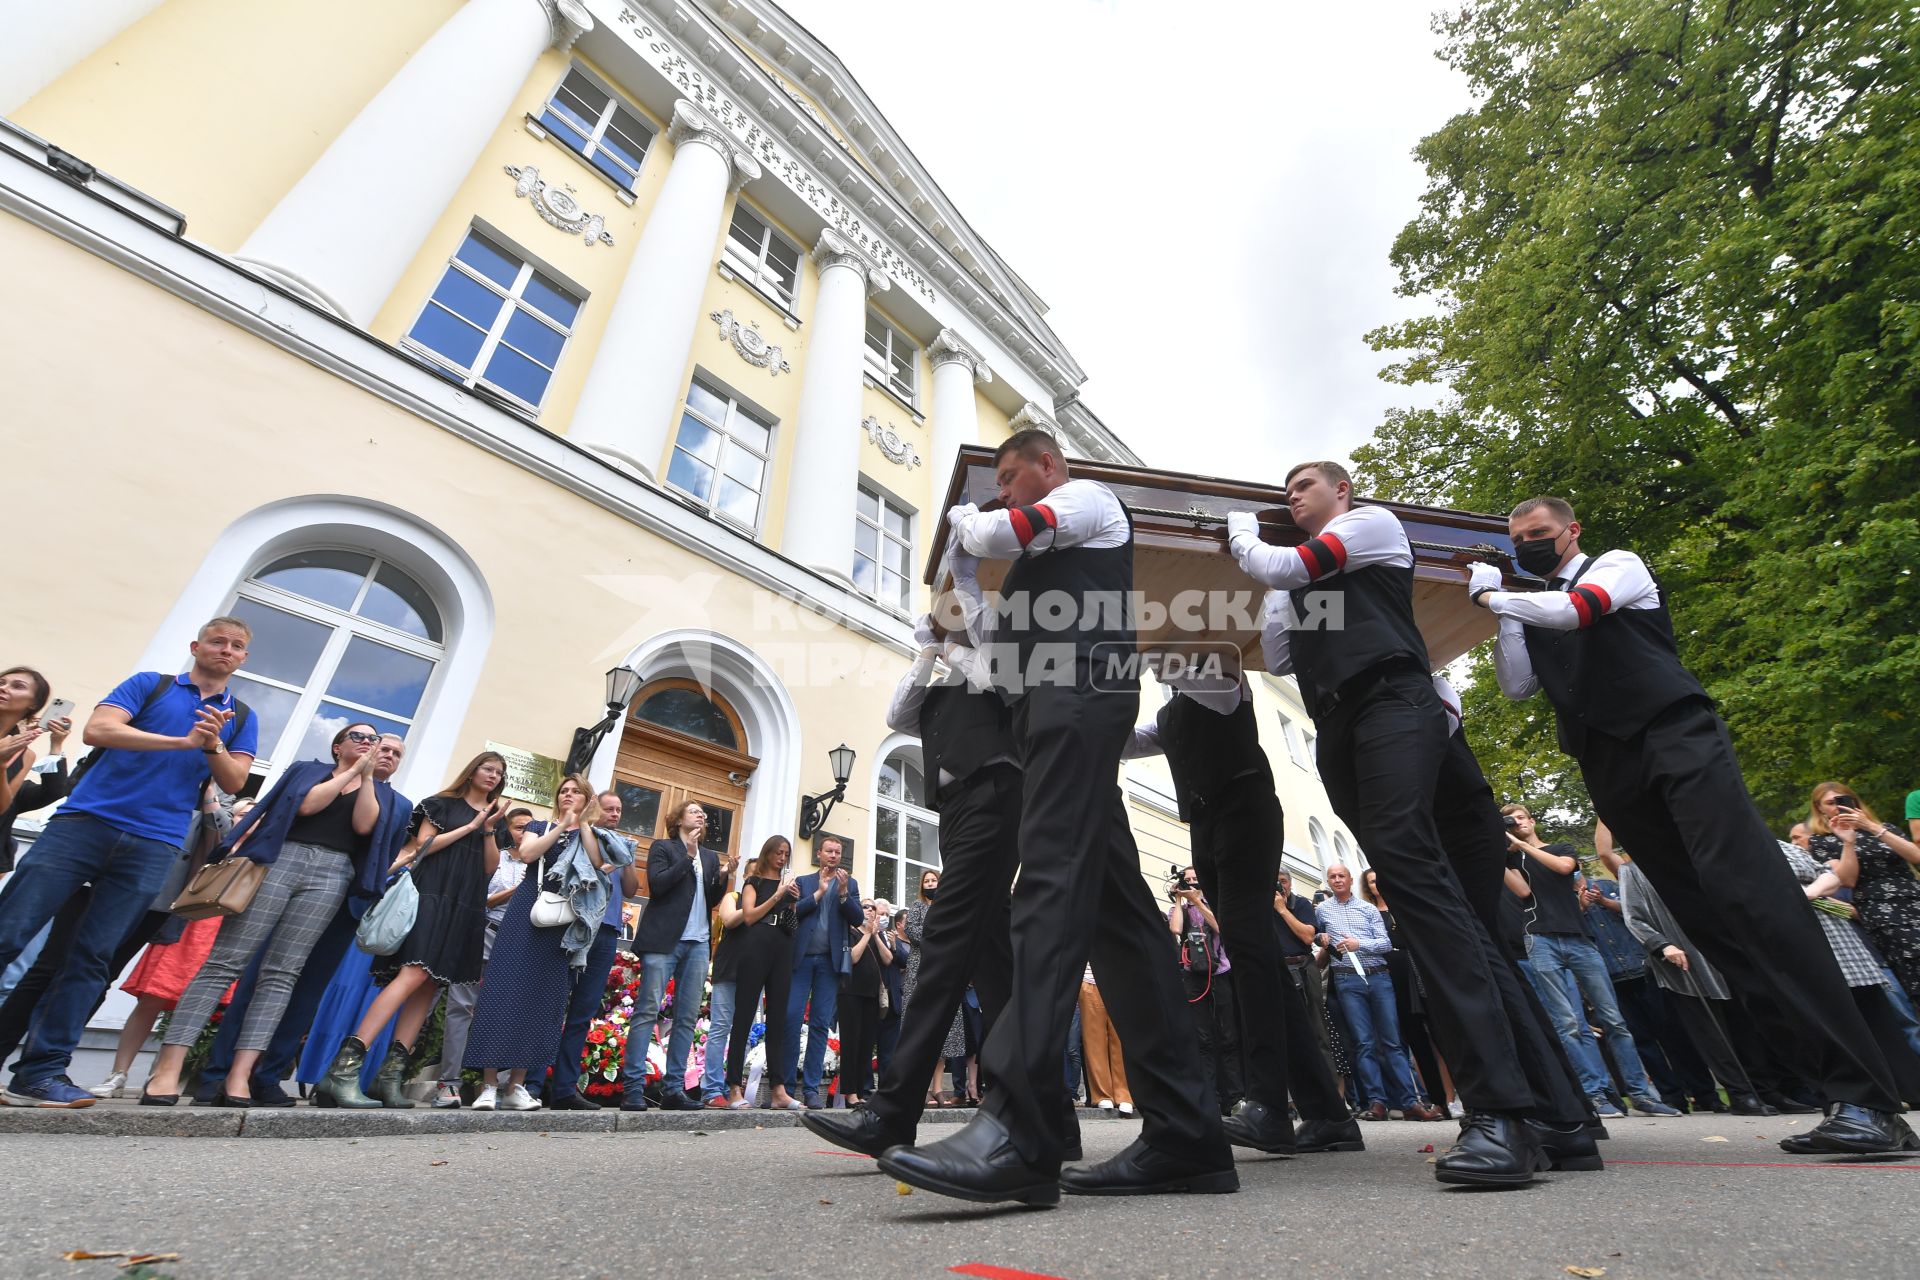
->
[0,1110,1913,1279]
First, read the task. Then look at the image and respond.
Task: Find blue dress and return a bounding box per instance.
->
[295,945,398,1088]
[462,868,572,1071]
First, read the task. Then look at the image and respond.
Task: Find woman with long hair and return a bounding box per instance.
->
[724,834,801,1109]
[1807,782,1920,1003]
[141,722,403,1106]
[0,666,67,873]
[314,751,505,1108]
[1360,867,1452,1117]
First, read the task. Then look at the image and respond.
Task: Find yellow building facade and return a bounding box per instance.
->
[0,0,1359,958]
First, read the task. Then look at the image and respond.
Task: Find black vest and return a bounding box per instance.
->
[918,681,1014,801]
[1287,560,1428,720]
[1521,554,1708,753]
[1155,694,1273,822]
[996,496,1135,688]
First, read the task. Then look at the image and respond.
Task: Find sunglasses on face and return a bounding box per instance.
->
[344,731,380,745]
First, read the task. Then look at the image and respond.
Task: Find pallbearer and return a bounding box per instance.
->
[879,430,1234,1205]
[1228,460,1546,1187]
[1469,495,1913,1155]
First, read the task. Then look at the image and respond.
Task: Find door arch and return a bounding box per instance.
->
[611,678,759,896]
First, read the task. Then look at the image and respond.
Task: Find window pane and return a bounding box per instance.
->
[872,858,898,905]
[729,205,768,249]
[854,521,877,558]
[856,488,879,521]
[874,805,899,855]
[900,756,926,806]
[558,72,610,121]
[865,313,887,348]
[289,701,411,769]
[228,597,334,686]
[613,782,662,839]
[455,233,519,288]
[359,563,442,642]
[225,674,303,765]
[699,803,735,857]
[538,105,593,150]
[886,539,911,576]
[904,815,938,868]
[590,149,636,188]
[521,273,579,328]
[721,444,763,490]
[633,687,738,749]
[430,268,502,326]
[410,305,488,371]
[685,379,728,425]
[729,408,770,455]
[502,309,566,367]
[850,555,875,595]
[876,756,901,799]
[716,478,759,528]
[483,343,556,406]
[666,450,715,503]
[882,570,907,609]
[325,635,434,719]
[607,108,650,154]
[883,505,910,539]
[255,551,371,610]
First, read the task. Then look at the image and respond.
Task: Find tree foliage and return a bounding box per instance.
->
[1356,0,1920,826]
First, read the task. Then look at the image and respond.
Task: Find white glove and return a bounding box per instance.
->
[1226,511,1259,546]
[912,613,937,648]
[948,546,980,586]
[947,502,979,532]
[1467,561,1502,594]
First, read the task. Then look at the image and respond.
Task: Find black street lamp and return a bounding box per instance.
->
[562,665,645,776]
[797,742,857,839]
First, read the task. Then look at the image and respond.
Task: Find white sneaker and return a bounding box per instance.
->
[89,1071,129,1100]
[1097,1099,1116,1114]
[1118,1102,1135,1117]
[432,1082,461,1109]
[500,1085,540,1112]
[471,1085,497,1111]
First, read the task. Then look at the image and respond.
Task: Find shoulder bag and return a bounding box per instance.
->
[530,850,577,928]
[170,856,269,920]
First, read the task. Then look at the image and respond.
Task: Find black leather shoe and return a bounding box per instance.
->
[1526,1119,1605,1171]
[1293,1117,1365,1153]
[619,1094,649,1113]
[548,1092,601,1111]
[1222,1098,1296,1156]
[660,1089,700,1112]
[1585,1118,1610,1141]
[1777,1133,1820,1154]
[876,1112,1060,1206]
[137,1087,179,1107]
[213,1093,253,1109]
[803,1105,911,1159]
[1694,1093,1730,1114]
[1434,1113,1548,1187]
[1759,1090,1820,1115]
[1060,1136,1238,1196]
[1808,1104,1920,1156]
[249,1078,297,1109]
[1729,1093,1778,1117]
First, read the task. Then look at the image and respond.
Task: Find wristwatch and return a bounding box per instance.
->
[203,739,226,755]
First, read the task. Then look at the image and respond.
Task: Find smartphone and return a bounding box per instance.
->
[1832,795,1859,811]
[41,697,75,724]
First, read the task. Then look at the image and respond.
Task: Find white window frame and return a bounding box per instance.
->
[863,311,919,407]
[1275,710,1311,770]
[1307,818,1332,869]
[854,480,915,613]
[666,375,775,535]
[1332,832,1353,865]
[874,745,940,905]
[722,202,802,313]
[226,551,446,772]
[403,229,582,413]
[538,63,654,191]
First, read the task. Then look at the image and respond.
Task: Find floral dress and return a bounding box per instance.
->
[902,899,969,1060]
[1809,829,1920,1004]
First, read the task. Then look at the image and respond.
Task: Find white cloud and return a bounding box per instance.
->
[780,0,1468,479]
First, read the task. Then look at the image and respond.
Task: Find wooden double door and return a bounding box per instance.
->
[609,680,757,899]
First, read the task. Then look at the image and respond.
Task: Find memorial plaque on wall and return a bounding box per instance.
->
[487,741,563,808]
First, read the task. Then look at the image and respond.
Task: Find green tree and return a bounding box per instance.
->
[1357,0,1920,825]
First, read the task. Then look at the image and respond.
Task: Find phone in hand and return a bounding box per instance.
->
[41,697,76,725]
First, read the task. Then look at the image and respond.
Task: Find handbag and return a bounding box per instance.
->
[170,856,268,920]
[530,854,576,928]
[357,865,421,956]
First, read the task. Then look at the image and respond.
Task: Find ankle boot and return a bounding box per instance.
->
[371,1041,417,1109]
[313,1037,381,1110]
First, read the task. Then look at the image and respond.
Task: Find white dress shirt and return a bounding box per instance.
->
[1488,550,1660,699]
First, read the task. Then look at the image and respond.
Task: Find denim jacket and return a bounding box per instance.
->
[547,826,636,966]
[1582,878,1646,980]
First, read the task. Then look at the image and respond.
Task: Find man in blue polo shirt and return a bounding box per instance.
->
[0,616,258,1107]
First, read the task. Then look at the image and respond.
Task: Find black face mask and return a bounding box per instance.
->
[923,885,937,901]
[1514,532,1567,579]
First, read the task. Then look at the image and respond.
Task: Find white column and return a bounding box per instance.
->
[235,0,591,323]
[927,328,993,502]
[781,230,889,582]
[0,0,164,115]
[568,101,759,476]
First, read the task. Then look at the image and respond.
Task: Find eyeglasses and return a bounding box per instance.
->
[344,731,380,744]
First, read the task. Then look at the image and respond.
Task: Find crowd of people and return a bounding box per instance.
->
[1,430,1918,1208]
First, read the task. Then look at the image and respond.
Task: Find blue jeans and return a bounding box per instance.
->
[0,814,177,1086]
[701,979,735,1100]
[546,923,618,1098]
[1330,965,1418,1109]
[1526,931,1658,1100]
[623,939,707,1096]
[783,951,840,1094]
[1878,967,1920,1061]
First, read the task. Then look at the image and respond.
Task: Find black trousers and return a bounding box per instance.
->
[1577,699,1900,1111]
[1611,972,1714,1103]
[203,904,359,1086]
[1429,724,1593,1125]
[838,991,880,1097]
[1282,956,1348,1119]
[1854,986,1920,1108]
[1662,990,1754,1095]
[1183,784,1288,1117]
[0,890,169,1061]
[869,763,1020,1134]
[726,938,792,1090]
[981,681,1225,1167]
[1317,670,1531,1113]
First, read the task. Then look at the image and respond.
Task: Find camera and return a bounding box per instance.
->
[1501,814,1519,831]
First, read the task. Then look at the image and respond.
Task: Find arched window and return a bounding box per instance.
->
[224,550,445,769]
[631,684,740,749]
[1333,832,1353,865]
[1307,818,1331,870]
[873,745,939,904]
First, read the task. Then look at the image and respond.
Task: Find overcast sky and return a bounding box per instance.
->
[779,0,1471,480]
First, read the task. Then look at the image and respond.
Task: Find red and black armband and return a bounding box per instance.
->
[1007,503,1058,547]
[1293,532,1348,580]
[1568,583,1612,627]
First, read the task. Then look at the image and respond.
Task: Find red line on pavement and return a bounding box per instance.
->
[951,1266,1070,1280]
[1608,1159,1920,1171]
[812,1149,868,1159]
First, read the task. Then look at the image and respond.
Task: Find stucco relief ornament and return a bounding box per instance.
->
[503,164,615,247]
[863,416,920,469]
[709,309,791,377]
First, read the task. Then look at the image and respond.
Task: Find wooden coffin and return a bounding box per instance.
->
[922,446,1528,670]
